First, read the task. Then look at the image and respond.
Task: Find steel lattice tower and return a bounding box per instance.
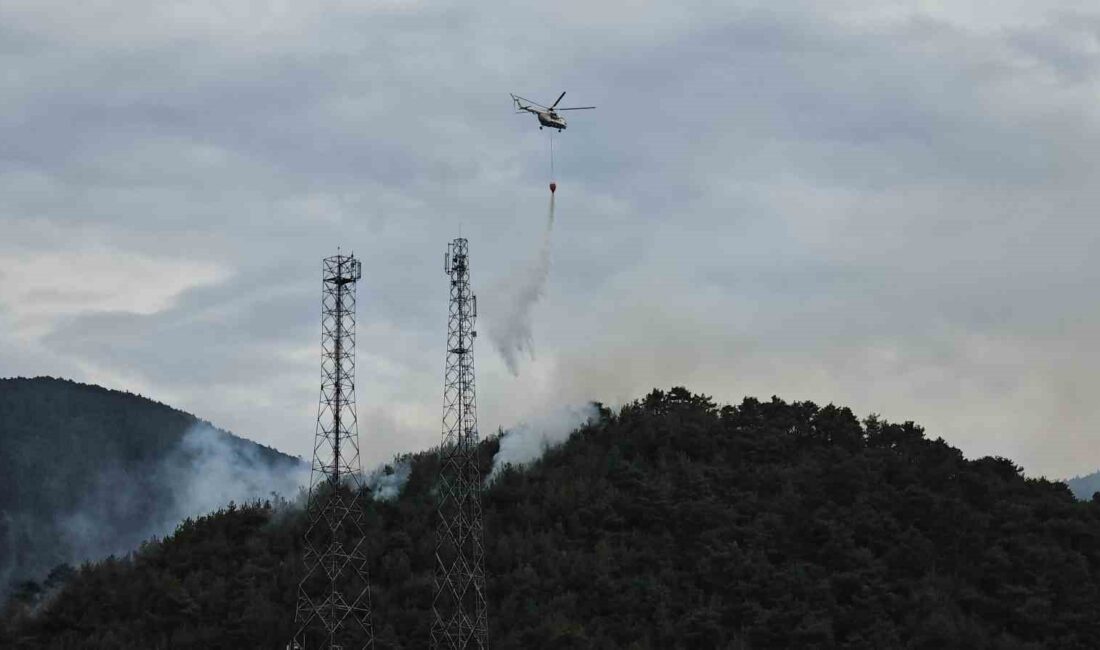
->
[432,238,488,649]
[292,253,374,650]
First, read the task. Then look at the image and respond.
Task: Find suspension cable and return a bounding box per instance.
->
[550,132,555,181]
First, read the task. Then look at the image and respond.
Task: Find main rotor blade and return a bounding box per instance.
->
[556,106,596,111]
[550,91,567,108]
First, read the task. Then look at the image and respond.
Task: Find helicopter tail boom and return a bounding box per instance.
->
[511,94,545,113]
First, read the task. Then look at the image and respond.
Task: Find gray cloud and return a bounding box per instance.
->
[0,2,1099,478]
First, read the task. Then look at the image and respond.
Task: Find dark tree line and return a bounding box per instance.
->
[4,387,1100,648]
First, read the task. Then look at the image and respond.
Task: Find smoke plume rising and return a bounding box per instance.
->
[365,457,412,501]
[1,424,307,597]
[63,424,308,555]
[489,193,556,375]
[488,402,597,481]
[158,424,308,520]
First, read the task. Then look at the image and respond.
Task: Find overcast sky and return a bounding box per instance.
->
[2,1,1099,478]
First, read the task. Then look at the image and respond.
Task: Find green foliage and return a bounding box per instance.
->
[5,387,1100,648]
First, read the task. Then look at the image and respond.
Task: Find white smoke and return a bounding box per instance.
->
[365,457,412,501]
[488,192,556,375]
[488,402,597,481]
[52,424,308,573]
[161,424,309,519]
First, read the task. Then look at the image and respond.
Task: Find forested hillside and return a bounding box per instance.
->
[5,388,1100,649]
[0,377,302,598]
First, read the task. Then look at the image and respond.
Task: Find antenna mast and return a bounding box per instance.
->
[292,253,374,650]
[432,238,488,649]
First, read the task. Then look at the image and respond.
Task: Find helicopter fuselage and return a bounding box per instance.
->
[536,111,567,130]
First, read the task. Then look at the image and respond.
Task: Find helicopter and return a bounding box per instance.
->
[511,92,595,131]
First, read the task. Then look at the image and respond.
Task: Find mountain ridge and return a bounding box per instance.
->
[5,387,1100,648]
[1066,470,1100,501]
